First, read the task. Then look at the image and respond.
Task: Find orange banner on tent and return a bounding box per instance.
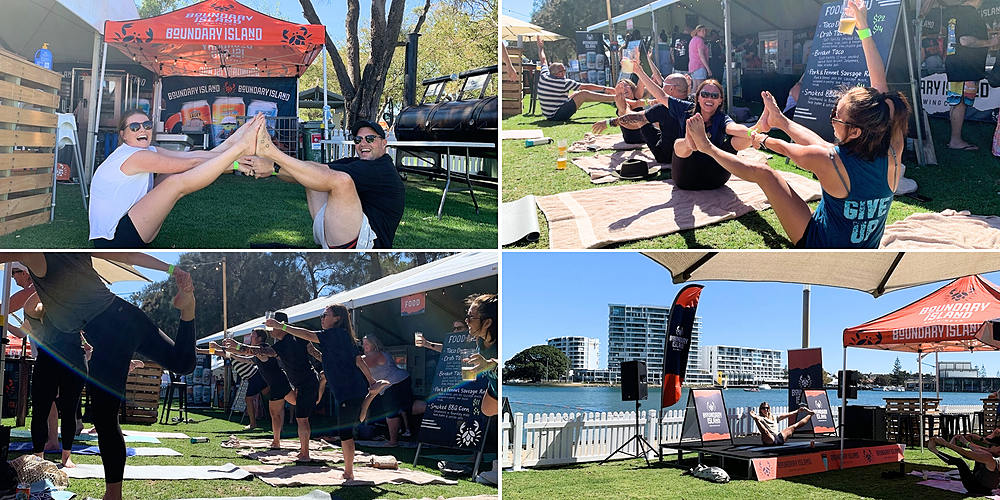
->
[844,275,1000,351]
[752,444,903,480]
[105,0,324,77]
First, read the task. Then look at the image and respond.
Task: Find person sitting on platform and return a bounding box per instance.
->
[748,402,814,446]
[927,435,1000,495]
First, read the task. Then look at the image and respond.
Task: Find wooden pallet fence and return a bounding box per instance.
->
[502,47,523,118]
[0,48,61,236]
[124,362,163,424]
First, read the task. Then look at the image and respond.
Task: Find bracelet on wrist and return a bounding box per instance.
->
[167,264,175,275]
[857,28,871,40]
[282,323,288,331]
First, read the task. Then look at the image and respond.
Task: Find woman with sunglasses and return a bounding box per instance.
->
[748,402,814,446]
[267,304,381,480]
[685,0,909,248]
[594,56,758,190]
[88,109,265,248]
[465,293,499,417]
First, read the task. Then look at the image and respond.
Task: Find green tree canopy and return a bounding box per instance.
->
[503,345,569,382]
[132,252,449,342]
[891,357,907,386]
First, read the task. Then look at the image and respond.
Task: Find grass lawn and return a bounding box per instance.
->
[0,174,497,249]
[1,407,495,499]
[503,447,975,500]
[502,95,1000,249]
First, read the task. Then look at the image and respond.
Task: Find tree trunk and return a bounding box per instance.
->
[299,0,429,126]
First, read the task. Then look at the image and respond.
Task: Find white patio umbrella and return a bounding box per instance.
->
[501,14,566,41]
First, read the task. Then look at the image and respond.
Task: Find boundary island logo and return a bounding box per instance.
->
[112,23,154,44]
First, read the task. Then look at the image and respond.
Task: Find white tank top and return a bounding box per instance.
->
[88,144,156,240]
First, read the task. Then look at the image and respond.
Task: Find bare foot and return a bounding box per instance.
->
[62,452,76,468]
[256,115,277,159]
[685,113,713,152]
[760,91,784,131]
[172,271,196,315]
[684,129,697,152]
[296,453,311,462]
[270,441,281,449]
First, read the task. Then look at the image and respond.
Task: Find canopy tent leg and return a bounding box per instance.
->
[840,346,846,469]
[918,352,925,452]
[84,33,102,190]
[723,0,733,114]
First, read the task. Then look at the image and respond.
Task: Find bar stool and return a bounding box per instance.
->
[160,371,188,424]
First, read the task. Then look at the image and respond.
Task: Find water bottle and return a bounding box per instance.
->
[525,137,552,147]
[947,18,957,56]
[34,43,52,70]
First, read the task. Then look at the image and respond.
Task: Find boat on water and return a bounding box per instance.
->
[758,384,771,390]
[744,388,759,392]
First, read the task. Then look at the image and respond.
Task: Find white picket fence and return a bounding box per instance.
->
[502,405,841,470]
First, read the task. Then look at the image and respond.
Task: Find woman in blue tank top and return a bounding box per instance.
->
[682,0,910,248]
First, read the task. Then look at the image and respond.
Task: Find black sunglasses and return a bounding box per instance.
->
[830,107,858,128]
[126,121,153,132]
[699,91,721,100]
[465,315,481,321]
[353,134,380,144]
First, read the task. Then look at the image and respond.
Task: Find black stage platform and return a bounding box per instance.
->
[661,435,904,480]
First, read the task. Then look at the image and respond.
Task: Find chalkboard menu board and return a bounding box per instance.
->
[793,0,901,142]
[418,332,489,451]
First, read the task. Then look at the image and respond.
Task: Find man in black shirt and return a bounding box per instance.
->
[242,120,405,248]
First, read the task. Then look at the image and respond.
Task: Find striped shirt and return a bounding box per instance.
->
[232,358,258,381]
[537,65,581,119]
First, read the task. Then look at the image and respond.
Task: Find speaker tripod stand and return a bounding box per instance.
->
[600,399,654,466]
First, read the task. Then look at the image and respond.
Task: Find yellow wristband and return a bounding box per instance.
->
[857,28,871,40]
[282,324,288,331]
[233,160,239,171]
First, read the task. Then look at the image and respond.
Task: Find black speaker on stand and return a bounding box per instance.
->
[602,360,654,466]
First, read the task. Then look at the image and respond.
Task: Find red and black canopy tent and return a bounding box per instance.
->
[84,0,326,179]
[841,274,1000,452]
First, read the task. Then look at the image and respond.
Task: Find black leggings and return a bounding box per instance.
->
[31,349,86,452]
[671,137,736,190]
[84,297,196,483]
[935,449,996,495]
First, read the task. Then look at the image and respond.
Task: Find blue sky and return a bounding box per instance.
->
[501,252,1000,377]
[269,0,430,37]
[502,0,534,22]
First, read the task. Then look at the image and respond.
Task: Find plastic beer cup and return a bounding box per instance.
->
[557,157,567,170]
[265,311,275,331]
[839,0,857,35]
[557,139,567,157]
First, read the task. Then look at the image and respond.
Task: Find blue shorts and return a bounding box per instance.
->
[690,67,708,80]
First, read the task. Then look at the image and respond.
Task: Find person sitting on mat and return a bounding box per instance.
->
[682,0,910,248]
[748,402,814,446]
[593,51,760,189]
[927,435,1000,495]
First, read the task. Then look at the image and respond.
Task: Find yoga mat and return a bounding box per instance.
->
[236,448,375,465]
[11,429,162,444]
[82,428,190,439]
[64,463,252,480]
[173,491,332,500]
[536,170,822,248]
[500,195,540,246]
[131,447,183,456]
[880,209,1000,248]
[242,464,457,487]
[221,436,333,451]
[7,442,136,456]
[566,133,644,152]
[570,149,667,185]
[501,129,544,141]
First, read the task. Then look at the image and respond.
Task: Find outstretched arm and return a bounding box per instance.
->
[848,0,887,92]
[632,54,669,103]
[265,318,319,343]
[536,38,548,67]
[592,110,651,134]
[502,45,519,82]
